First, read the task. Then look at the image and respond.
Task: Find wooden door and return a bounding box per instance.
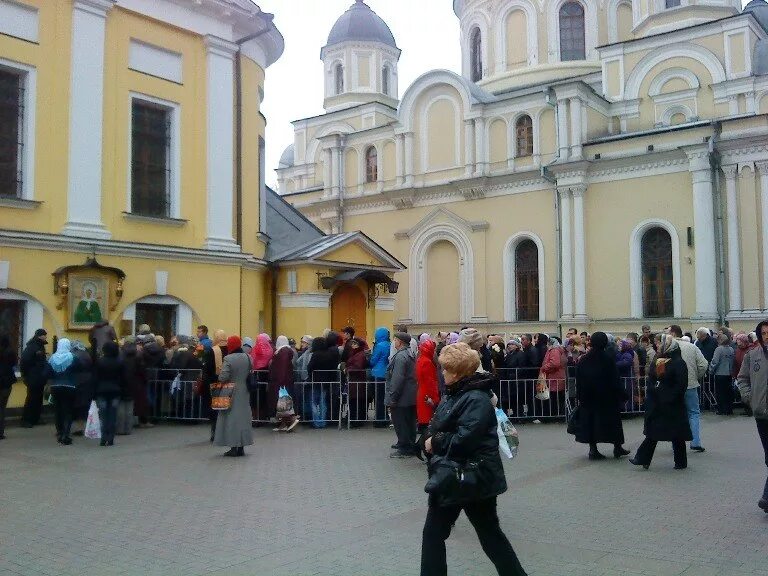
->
[135,303,177,342]
[331,284,367,342]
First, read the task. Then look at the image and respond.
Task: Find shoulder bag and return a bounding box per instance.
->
[210,381,235,411]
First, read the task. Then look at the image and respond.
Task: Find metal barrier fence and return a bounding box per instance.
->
[145,366,734,427]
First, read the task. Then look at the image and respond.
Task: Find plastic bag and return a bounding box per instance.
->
[85,401,101,439]
[276,386,295,418]
[495,407,518,459]
[169,372,182,396]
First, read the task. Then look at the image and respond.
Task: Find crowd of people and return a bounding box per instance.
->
[1,315,766,576]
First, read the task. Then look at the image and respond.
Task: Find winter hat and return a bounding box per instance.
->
[447,332,460,345]
[394,332,411,345]
[507,337,522,348]
[226,335,242,351]
[34,328,47,338]
[242,337,254,349]
[458,328,483,351]
[138,324,151,335]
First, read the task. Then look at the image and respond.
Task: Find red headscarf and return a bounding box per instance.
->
[251,333,273,370]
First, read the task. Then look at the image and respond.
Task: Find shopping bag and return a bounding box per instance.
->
[85,401,102,439]
[210,382,235,411]
[169,372,182,395]
[535,373,550,401]
[495,407,518,459]
[276,386,295,418]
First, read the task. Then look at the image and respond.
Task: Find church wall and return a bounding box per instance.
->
[345,149,358,189]
[739,166,761,311]
[489,118,508,171]
[584,171,697,320]
[382,141,396,185]
[505,9,528,71]
[616,3,633,43]
[538,108,558,162]
[426,241,461,323]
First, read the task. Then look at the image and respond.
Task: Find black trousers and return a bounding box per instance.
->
[52,387,76,440]
[714,375,734,414]
[22,384,44,425]
[757,419,768,500]
[421,496,527,576]
[634,437,687,468]
[391,405,417,453]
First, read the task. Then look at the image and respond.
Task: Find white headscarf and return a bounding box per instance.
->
[275,335,290,354]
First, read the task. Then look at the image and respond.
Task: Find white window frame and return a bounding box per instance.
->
[0,58,36,201]
[127,92,181,219]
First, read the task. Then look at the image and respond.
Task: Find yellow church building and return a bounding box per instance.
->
[0,0,401,407]
[278,0,768,336]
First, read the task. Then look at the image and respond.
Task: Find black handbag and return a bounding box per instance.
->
[424,448,483,503]
[566,404,581,436]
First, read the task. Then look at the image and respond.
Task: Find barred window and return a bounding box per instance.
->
[365,146,377,183]
[470,28,483,82]
[0,70,23,198]
[515,115,533,158]
[131,101,171,218]
[642,227,674,317]
[559,2,586,61]
[335,64,344,95]
[515,239,539,321]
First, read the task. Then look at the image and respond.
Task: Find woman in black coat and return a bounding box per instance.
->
[630,334,692,470]
[94,342,126,446]
[422,342,527,576]
[574,332,630,460]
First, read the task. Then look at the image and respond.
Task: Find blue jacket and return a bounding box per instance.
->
[370,327,390,379]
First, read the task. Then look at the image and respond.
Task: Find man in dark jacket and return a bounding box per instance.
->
[695,328,717,363]
[20,329,48,427]
[386,332,417,458]
[94,342,125,446]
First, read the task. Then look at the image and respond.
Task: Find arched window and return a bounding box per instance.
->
[559,2,586,61]
[470,28,483,82]
[365,146,377,183]
[334,63,344,95]
[382,65,390,95]
[515,115,533,157]
[641,227,673,317]
[515,239,539,321]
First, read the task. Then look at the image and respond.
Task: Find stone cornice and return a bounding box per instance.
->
[0,230,267,269]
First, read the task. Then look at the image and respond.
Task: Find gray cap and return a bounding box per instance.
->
[394,332,411,345]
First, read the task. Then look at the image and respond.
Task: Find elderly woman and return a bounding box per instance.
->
[630,334,691,470]
[202,330,228,441]
[710,333,735,415]
[574,332,629,460]
[422,342,527,576]
[269,335,297,431]
[49,339,81,445]
[214,335,253,457]
[539,336,568,417]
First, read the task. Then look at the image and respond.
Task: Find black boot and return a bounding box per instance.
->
[588,443,606,460]
[236,447,245,457]
[223,448,238,457]
[613,445,630,459]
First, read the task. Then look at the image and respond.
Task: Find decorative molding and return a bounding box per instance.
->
[0,230,267,269]
[0,0,39,43]
[129,39,183,84]
[0,197,40,210]
[122,212,187,227]
[0,289,46,342]
[278,293,332,309]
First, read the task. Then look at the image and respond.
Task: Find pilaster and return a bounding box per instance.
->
[722,164,742,312]
[757,161,768,310]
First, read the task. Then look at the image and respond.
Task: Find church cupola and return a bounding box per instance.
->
[320,0,401,112]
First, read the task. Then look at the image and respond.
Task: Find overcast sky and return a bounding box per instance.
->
[255,0,753,189]
[256,0,461,188]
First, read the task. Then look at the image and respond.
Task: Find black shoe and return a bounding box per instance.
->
[690,446,706,453]
[588,451,606,460]
[236,447,244,456]
[100,439,107,447]
[61,437,73,446]
[223,448,238,457]
[629,457,649,470]
[758,499,768,513]
[391,444,400,449]
[107,440,114,446]
[0,434,5,440]
[613,447,630,459]
[674,464,687,470]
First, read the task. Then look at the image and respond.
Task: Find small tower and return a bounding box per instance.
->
[320,0,401,112]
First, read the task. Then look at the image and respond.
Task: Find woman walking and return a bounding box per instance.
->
[630,334,691,470]
[710,334,735,415]
[93,341,125,446]
[49,339,81,445]
[573,332,630,460]
[214,335,253,457]
[736,320,768,513]
[421,342,527,576]
[269,335,297,431]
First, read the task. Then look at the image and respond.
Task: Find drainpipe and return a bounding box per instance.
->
[338,135,346,233]
[541,88,563,335]
[708,121,726,327]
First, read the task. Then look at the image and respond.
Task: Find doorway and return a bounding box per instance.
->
[135,303,177,342]
[331,284,367,341]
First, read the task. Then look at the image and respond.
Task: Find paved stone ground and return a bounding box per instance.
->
[1,413,766,576]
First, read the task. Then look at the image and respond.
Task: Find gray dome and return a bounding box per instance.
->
[743,0,768,32]
[278,144,294,169]
[754,40,768,75]
[324,1,397,50]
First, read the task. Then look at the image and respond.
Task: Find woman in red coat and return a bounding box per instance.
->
[416,339,440,432]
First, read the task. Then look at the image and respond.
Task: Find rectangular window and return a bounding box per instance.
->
[665,0,681,7]
[0,69,23,198]
[131,100,171,218]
